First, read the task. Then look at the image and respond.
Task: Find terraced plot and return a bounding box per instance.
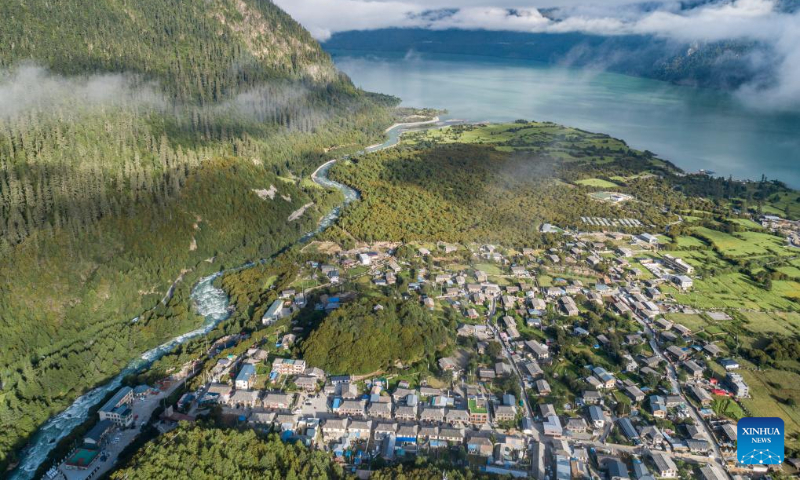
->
[739,311,800,337]
[668,273,797,310]
[772,281,800,300]
[775,266,800,279]
[693,227,791,257]
[672,235,708,249]
[664,313,712,332]
[739,368,800,449]
[729,218,763,229]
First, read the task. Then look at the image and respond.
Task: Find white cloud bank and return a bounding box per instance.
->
[276,0,800,108]
[0,65,163,120]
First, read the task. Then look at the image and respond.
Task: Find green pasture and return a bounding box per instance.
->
[576,178,619,188]
[668,272,797,311]
[739,311,800,337]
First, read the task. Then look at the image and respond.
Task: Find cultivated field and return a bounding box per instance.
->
[693,227,791,257]
[668,273,797,310]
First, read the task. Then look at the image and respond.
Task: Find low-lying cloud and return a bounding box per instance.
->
[276,0,800,109]
[0,66,336,133]
[0,64,163,119]
[275,0,793,41]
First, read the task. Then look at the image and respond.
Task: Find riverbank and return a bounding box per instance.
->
[9,119,450,480]
[8,272,234,480]
[383,115,439,133]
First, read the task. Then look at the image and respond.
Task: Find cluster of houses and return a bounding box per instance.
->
[760,214,800,248]
[190,344,538,468]
[43,210,797,480]
[426,237,763,476]
[164,234,774,478]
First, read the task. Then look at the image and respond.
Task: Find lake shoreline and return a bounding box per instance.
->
[331,50,800,188]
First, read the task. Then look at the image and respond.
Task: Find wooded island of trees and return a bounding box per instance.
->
[302,297,454,375]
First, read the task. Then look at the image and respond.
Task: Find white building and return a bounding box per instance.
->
[662,254,694,274]
[638,233,659,245]
[98,387,134,427]
[272,358,306,375]
[672,275,693,290]
[262,299,287,325]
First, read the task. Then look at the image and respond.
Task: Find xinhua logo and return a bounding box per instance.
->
[737,417,784,465]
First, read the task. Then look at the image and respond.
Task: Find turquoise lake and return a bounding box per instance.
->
[330,50,800,187]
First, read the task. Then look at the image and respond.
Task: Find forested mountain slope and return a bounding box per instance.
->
[0,0,396,471]
[1,0,345,101]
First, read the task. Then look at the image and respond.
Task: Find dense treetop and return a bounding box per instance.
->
[110,424,489,479]
[330,122,800,248]
[0,0,397,471]
[0,0,347,102]
[302,297,454,375]
[110,426,345,480]
[330,122,677,246]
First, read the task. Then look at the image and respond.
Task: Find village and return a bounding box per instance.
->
[46,220,798,480]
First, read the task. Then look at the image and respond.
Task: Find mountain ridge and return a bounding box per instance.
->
[324,28,771,91]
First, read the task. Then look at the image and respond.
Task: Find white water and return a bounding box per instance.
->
[9,273,232,480]
[10,121,438,479]
[301,160,359,243]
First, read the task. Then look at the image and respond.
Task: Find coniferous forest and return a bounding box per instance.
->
[329,122,800,247]
[0,0,397,469]
[302,297,455,375]
[110,425,487,480]
[110,426,346,480]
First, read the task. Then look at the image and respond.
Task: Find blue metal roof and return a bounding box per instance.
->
[236,363,256,382]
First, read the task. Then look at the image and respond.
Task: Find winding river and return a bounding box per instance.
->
[9,120,446,480]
